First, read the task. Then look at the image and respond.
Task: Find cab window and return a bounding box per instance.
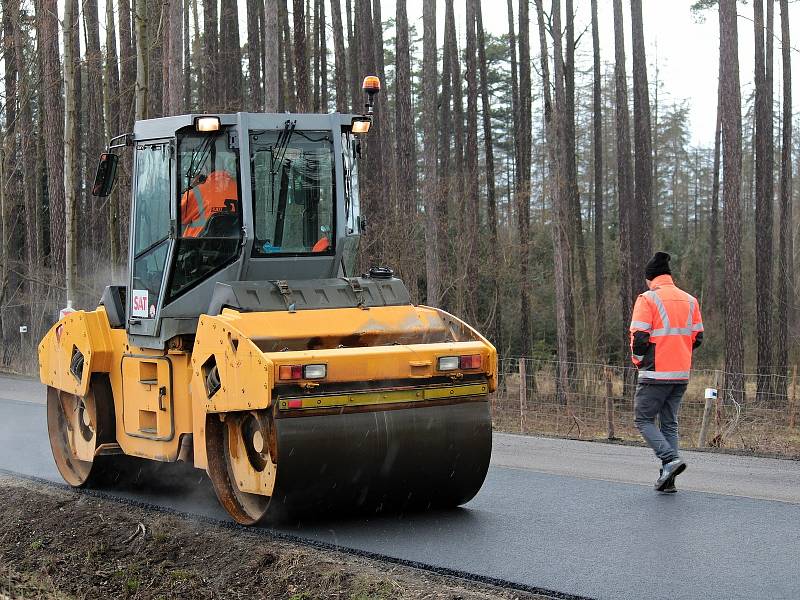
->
[249,128,334,256]
[131,143,171,319]
[167,128,242,301]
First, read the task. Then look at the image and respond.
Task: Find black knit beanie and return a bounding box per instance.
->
[645,251,671,280]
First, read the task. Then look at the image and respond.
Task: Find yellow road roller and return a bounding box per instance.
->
[38,79,496,525]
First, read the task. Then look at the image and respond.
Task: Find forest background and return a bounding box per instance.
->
[0,0,797,406]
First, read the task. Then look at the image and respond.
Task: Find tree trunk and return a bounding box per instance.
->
[135,0,149,119]
[705,67,722,316]
[537,0,573,403]
[147,0,164,117]
[294,0,310,111]
[719,0,745,404]
[104,0,122,272]
[219,0,243,111]
[591,0,605,359]
[464,0,479,322]
[330,0,348,112]
[564,0,587,316]
[264,0,280,111]
[184,0,191,109]
[281,0,296,111]
[421,0,440,307]
[167,0,183,115]
[754,0,774,400]
[247,0,263,110]
[320,0,328,110]
[630,0,653,294]
[395,0,415,216]
[776,0,792,398]
[346,0,358,111]
[437,0,453,310]
[118,0,136,128]
[506,0,520,186]
[517,0,532,357]
[477,0,501,348]
[63,0,78,306]
[613,0,635,364]
[37,0,66,282]
[202,0,218,110]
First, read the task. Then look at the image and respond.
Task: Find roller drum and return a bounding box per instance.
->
[269,399,492,515]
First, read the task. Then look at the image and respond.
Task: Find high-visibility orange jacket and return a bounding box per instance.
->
[180,171,238,237]
[629,274,703,383]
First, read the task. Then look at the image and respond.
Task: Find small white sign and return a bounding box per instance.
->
[132,289,149,318]
[19,325,27,334]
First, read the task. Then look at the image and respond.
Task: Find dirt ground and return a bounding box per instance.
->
[0,475,552,600]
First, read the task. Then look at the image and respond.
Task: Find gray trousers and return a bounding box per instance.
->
[633,383,687,463]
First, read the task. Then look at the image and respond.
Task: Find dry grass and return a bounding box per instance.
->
[494,359,800,459]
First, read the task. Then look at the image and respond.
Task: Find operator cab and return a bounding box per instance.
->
[93,78,381,349]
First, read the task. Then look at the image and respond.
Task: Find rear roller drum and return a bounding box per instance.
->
[47,377,116,487]
[206,412,277,525]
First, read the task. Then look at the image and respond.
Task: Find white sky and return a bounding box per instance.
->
[81,1,800,147]
[394,0,800,147]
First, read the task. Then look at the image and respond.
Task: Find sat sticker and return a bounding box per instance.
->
[132,289,149,318]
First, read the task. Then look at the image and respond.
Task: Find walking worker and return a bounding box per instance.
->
[629,251,703,493]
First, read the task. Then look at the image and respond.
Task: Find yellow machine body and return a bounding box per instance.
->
[39,302,496,523]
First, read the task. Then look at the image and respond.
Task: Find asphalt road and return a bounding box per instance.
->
[2,374,800,600]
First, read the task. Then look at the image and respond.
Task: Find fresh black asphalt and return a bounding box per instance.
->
[1,395,798,600]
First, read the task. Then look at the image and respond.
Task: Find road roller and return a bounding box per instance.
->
[38,78,496,525]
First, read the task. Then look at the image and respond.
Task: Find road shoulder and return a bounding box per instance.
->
[0,474,552,600]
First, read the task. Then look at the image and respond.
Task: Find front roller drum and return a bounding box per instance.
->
[206,398,492,523]
[271,399,493,514]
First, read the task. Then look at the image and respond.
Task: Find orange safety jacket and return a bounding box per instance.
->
[180,171,238,237]
[629,274,703,384]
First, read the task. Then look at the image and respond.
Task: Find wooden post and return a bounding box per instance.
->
[518,358,527,433]
[789,364,797,429]
[605,368,616,439]
[699,370,721,447]
[713,369,723,441]
[698,398,714,448]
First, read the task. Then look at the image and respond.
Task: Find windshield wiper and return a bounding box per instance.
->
[183,132,220,193]
[271,119,296,176]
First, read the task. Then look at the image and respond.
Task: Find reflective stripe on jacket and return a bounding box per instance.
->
[629,274,703,384]
[180,171,238,237]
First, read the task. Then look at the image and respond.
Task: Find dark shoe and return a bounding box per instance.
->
[656,469,677,493]
[655,459,686,491]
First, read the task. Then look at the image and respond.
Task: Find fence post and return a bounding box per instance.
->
[605,367,616,440]
[713,369,723,442]
[790,365,798,429]
[518,358,527,433]
[698,397,713,448]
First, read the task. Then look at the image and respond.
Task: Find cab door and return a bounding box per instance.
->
[128,141,174,337]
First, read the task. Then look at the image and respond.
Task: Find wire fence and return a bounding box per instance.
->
[492,358,800,458]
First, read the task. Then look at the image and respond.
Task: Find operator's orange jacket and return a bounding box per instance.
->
[180,171,238,237]
[629,274,703,383]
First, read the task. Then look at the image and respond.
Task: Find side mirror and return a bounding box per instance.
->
[92,153,119,197]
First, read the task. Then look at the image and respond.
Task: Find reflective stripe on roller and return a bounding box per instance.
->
[278,383,489,411]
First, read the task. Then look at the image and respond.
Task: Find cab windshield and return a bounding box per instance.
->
[249,128,335,256]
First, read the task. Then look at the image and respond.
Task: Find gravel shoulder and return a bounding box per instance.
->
[0,475,551,600]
